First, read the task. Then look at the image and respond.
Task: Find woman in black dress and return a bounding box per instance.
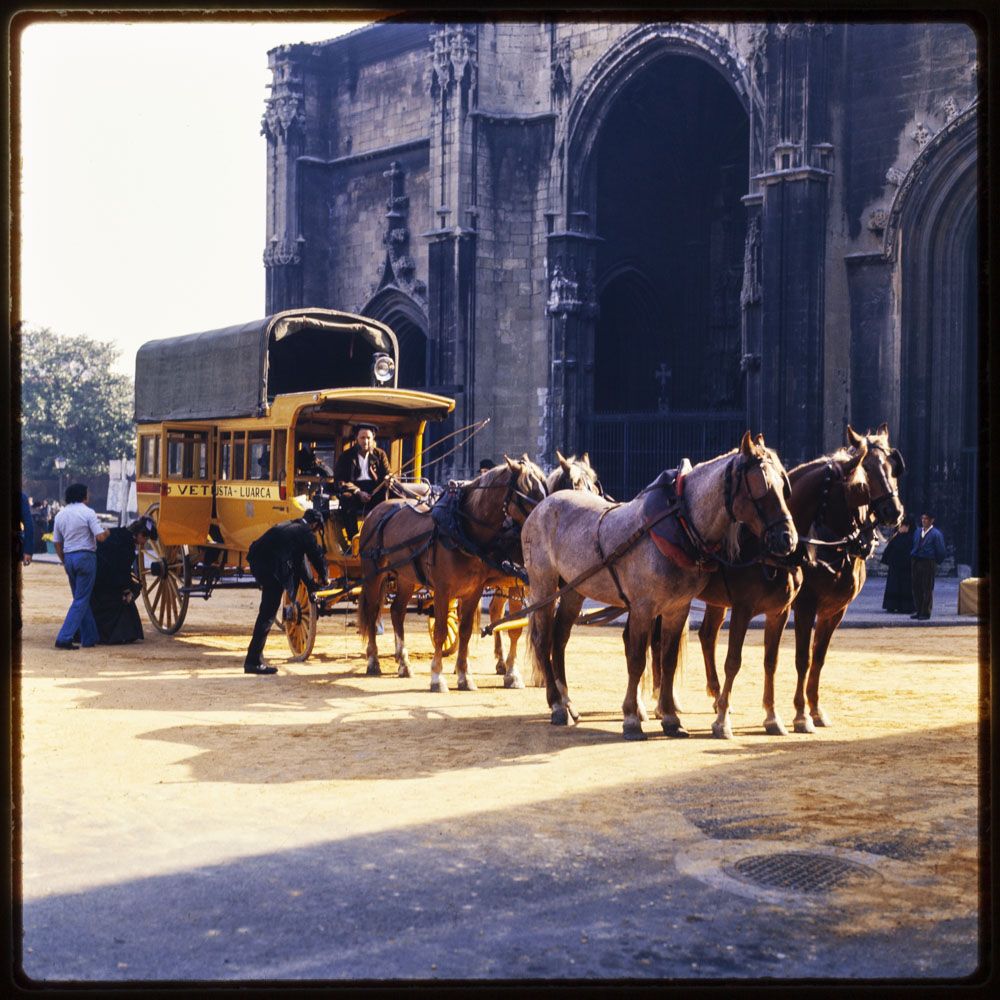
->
[90,517,155,644]
[881,514,915,613]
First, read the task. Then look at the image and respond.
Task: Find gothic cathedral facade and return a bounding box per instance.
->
[261,20,981,566]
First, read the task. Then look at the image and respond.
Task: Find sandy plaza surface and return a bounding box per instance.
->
[14,559,985,983]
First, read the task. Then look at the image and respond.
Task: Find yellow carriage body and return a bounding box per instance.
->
[132,308,454,640]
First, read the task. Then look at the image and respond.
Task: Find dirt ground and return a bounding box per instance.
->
[15,561,985,980]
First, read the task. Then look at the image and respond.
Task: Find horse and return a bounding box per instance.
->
[522,431,798,740]
[669,443,868,739]
[357,455,549,692]
[790,423,905,733]
[486,452,604,685]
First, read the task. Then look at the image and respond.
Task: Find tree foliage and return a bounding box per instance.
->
[20,325,135,479]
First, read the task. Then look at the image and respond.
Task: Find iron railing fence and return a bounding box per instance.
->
[580,410,746,501]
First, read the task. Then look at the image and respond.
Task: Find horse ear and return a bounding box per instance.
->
[581,451,590,465]
[739,430,754,456]
[558,453,572,472]
[845,440,868,474]
[876,421,890,438]
[754,432,765,448]
[555,449,567,465]
[503,453,515,469]
[846,425,864,448]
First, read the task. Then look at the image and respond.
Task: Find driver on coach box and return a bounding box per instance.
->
[243,509,329,675]
[333,424,391,541]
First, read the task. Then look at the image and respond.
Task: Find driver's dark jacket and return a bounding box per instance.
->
[247,519,328,598]
[333,445,391,498]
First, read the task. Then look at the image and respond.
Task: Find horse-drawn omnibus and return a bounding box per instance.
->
[133,307,454,660]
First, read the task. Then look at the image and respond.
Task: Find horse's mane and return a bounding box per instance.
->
[790,448,848,474]
[514,455,549,498]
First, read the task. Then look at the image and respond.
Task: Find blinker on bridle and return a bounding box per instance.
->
[724,453,793,536]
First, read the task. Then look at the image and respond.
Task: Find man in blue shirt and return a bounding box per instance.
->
[910,512,946,620]
[52,483,110,649]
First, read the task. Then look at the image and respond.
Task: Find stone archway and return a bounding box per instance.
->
[889,108,979,568]
[362,287,429,390]
[555,26,750,497]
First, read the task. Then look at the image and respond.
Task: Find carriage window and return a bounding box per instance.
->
[249,433,271,481]
[139,435,160,478]
[272,430,287,482]
[232,433,247,480]
[166,430,209,480]
[218,432,232,481]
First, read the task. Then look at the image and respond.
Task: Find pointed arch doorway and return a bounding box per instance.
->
[572,43,750,498]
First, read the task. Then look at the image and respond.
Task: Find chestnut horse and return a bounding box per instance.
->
[674,444,868,739]
[523,432,798,740]
[357,456,548,692]
[790,423,905,732]
[486,452,604,685]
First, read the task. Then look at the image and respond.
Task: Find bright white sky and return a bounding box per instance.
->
[18,17,373,376]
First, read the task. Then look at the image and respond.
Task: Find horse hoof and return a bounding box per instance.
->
[661,721,690,739]
[567,705,580,722]
[457,677,477,692]
[812,711,832,728]
[503,673,524,690]
[793,717,815,734]
[495,662,506,675]
[711,721,733,740]
[764,719,788,736]
[551,706,569,726]
[366,662,382,677]
[622,722,647,741]
[430,676,448,693]
[397,664,412,679]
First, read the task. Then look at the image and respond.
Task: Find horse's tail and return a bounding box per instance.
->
[357,575,382,646]
[527,607,548,688]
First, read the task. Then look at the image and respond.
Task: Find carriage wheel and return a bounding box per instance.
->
[282,580,317,662]
[428,598,460,656]
[138,504,191,634]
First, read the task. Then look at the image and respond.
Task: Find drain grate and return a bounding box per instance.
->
[727,852,881,893]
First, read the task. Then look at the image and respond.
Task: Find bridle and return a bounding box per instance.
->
[859,441,904,526]
[723,452,794,541]
[457,466,545,538]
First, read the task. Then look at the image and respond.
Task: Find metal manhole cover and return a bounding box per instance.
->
[727,852,881,893]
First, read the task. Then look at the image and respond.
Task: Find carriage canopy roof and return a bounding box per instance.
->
[134,308,399,423]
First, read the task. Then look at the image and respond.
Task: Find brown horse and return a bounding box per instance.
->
[523,432,797,740]
[679,443,868,739]
[486,452,604,685]
[790,423,905,732]
[357,455,548,692]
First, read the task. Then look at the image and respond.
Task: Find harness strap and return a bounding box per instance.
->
[596,506,632,611]
[482,500,681,636]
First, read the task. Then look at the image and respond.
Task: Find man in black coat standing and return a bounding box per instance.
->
[244,510,329,675]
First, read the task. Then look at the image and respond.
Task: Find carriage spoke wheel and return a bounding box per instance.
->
[138,504,191,635]
[428,598,460,657]
[282,580,317,662]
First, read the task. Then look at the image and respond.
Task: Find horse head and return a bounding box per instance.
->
[499,453,549,527]
[727,431,798,558]
[847,423,905,528]
[547,450,603,495]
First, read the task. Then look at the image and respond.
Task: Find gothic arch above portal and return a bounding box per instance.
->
[883,102,978,263]
[565,23,751,217]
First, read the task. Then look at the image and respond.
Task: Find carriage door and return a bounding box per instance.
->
[157,425,214,545]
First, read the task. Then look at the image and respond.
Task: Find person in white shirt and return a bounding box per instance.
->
[332,425,391,543]
[52,483,110,649]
